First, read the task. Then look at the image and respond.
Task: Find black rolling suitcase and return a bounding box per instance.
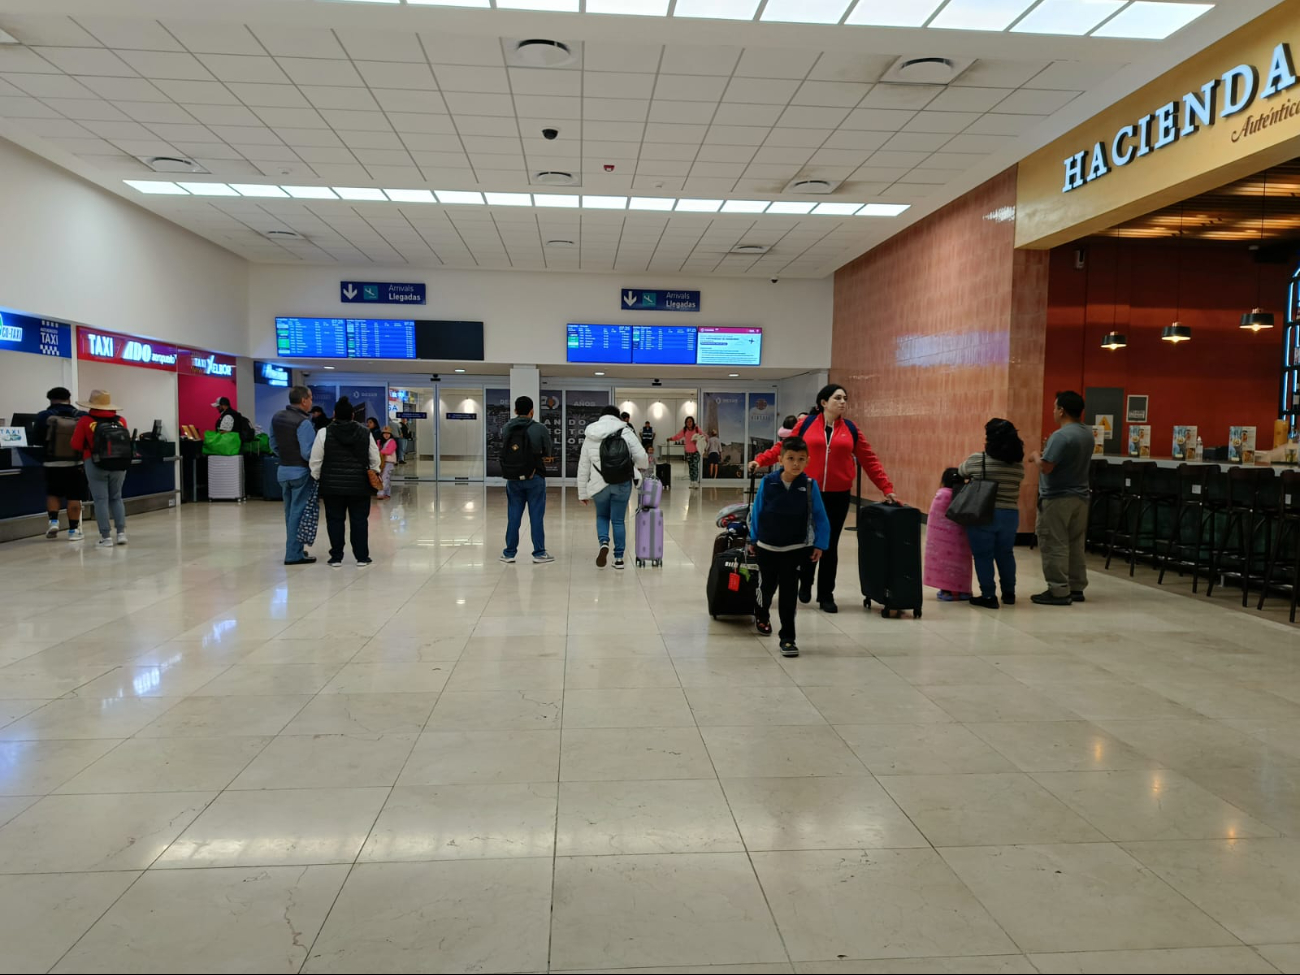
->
[707,546,760,619]
[656,462,672,488]
[858,501,924,619]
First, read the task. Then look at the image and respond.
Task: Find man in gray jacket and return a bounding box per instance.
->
[499,395,555,564]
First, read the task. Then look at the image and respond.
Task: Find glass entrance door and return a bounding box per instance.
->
[437,386,486,481]
[391,385,437,481]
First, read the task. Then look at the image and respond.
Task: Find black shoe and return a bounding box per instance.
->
[798,583,812,604]
[1031,590,1072,606]
[1071,591,1086,603]
[819,599,838,614]
[779,640,800,657]
[357,558,373,567]
[1002,594,1016,605]
[969,595,1000,609]
[327,559,343,568]
[284,556,318,566]
[756,618,773,636]
[596,545,609,568]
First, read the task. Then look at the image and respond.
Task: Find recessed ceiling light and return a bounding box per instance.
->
[673,0,762,20]
[1012,0,1125,35]
[323,365,336,370]
[813,202,864,215]
[535,194,580,208]
[728,373,739,377]
[587,0,669,12]
[176,182,238,196]
[761,0,852,23]
[859,203,911,216]
[384,188,436,203]
[454,368,466,373]
[1092,1,1212,39]
[594,371,606,376]
[765,201,816,214]
[485,192,532,206]
[332,186,387,201]
[730,243,771,254]
[929,0,1035,31]
[629,197,676,211]
[230,183,288,198]
[263,229,303,240]
[675,199,724,212]
[845,0,944,26]
[123,180,188,195]
[283,185,337,200]
[436,190,485,205]
[513,39,576,67]
[721,200,770,213]
[582,195,628,209]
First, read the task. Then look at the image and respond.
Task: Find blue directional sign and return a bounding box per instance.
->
[0,311,71,358]
[341,281,426,305]
[620,288,700,312]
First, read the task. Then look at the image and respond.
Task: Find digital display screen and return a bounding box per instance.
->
[567,324,632,363]
[276,318,351,359]
[696,326,762,366]
[632,325,697,365]
[349,319,415,359]
[415,320,484,361]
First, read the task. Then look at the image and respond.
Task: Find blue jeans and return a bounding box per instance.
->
[967,508,1019,599]
[594,481,633,558]
[504,477,547,558]
[281,472,312,561]
[84,458,127,538]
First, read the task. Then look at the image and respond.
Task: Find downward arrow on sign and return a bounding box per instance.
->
[623,290,636,307]
[343,284,358,299]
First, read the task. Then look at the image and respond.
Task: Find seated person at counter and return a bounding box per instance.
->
[69,389,132,547]
[212,397,253,440]
[33,386,85,541]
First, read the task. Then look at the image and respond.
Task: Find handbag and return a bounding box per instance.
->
[946,453,997,527]
[202,430,242,456]
[297,478,320,546]
[368,469,383,492]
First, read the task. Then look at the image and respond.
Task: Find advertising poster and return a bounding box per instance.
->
[564,390,611,479]
[747,392,777,468]
[1126,395,1149,423]
[342,385,386,425]
[539,390,562,477]
[1096,414,1115,441]
[1127,425,1151,458]
[1172,425,1198,461]
[702,391,747,479]
[1228,426,1257,464]
[307,384,337,416]
[484,388,511,478]
[1092,425,1106,455]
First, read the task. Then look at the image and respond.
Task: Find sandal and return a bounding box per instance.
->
[756,618,773,636]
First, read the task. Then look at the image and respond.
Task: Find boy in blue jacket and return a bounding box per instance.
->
[749,436,831,657]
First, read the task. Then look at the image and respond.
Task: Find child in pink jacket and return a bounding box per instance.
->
[923,468,972,601]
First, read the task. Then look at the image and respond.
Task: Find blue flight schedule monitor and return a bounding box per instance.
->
[276,317,349,358]
[349,318,416,359]
[567,323,632,363]
[632,325,696,365]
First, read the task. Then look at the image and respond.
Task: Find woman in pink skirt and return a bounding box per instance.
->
[923,468,973,601]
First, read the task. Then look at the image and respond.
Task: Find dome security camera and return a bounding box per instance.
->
[542,127,559,140]
[770,278,779,284]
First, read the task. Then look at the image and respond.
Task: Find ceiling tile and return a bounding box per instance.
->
[408,147,470,164]
[841,107,916,130]
[339,129,404,150]
[765,127,831,147]
[964,112,1044,136]
[823,129,891,151]
[237,143,298,161]
[637,159,692,176]
[2,73,94,99]
[926,86,1015,112]
[305,163,371,182]
[777,105,849,129]
[690,161,745,178]
[753,146,813,164]
[955,59,1051,88]
[420,32,505,67]
[867,149,931,167]
[69,18,173,51]
[353,148,414,166]
[47,135,116,154]
[649,99,716,124]
[320,108,393,132]
[174,141,245,159]
[654,75,729,103]
[644,121,707,144]
[514,95,581,120]
[860,84,939,109]
[294,145,357,164]
[640,142,699,161]
[250,26,348,59]
[3,15,101,47]
[252,160,316,179]
[808,147,872,166]
[253,106,327,129]
[44,98,129,121]
[19,117,91,137]
[0,48,60,74]
[897,169,959,184]
[454,115,519,137]
[461,134,521,154]
[508,67,582,97]
[114,50,213,81]
[995,88,1080,114]
[303,86,380,111]
[724,78,800,104]
[356,61,439,91]
[31,47,136,78]
[585,120,645,141]
[735,47,818,80]
[583,98,649,122]
[942,132,1014,153]
[390,113,458,135]
[436,65,510,93]
[197,55,290,85]
[184,104,264,126]
[163,21,262,55]
[336,29,427,64]
[277,57,363,87]
[792,80,870,107]
[583,72,655,100]
[209,124,283,145]
[372,89,447,114]
[696,144,757,163]
[705,125,769,146]
[78,119,153,139]
[683,176,737,194]
[903,111,981,134]
[918,151,990,169]
[660,44,740,77]
[881,131,951,152]
[443,92,515,117]
[153,79,239,104]
[711,103,782,127]
[147,122,219,142]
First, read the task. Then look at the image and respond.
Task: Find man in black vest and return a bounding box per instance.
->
[269,385,316,565]
[499,395,555,564]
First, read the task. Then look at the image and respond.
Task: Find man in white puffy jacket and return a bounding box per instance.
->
[577,405,649,570]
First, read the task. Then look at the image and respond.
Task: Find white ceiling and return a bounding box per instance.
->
[0,0,1281,277]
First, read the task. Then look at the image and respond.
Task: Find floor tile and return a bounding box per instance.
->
[443,658,565,691]
[51,864,349,974]
[0,872,139,974]
[966,721,1161,772]
[919,683,1082,722]
[565,657,682,689]
[685,685,827,726]
[281,692,440,735]
[940,843,1238,953]
[425,688,562,730]
[792,959,1034,974]
[319,662,452,695]
[302,859,553,973]
[0,738,122,794]
[562,688,696,729]
[350,633,470,663]
[557,779,742,855]
[551,853,787,970]
[722,776,927,851]
[1027,946,1281,974]
[238,637,368,666]
[0,796,35,828]
[361,783,557,861]
[701,725,866,778]
[398,730,561,785]
[229,733,416,789]
[562,727,715,781]
[0,697,180,739]
[135,695,311,737]
[155,787,389,868]
[836,723,1017,775]
[880,654,1023,686]
[777,656,902,686]
[673,657,796,687]
[567,633,669,657]
[190,664,341,697]
[1257,944,1300,973]
[1098,719,1295,769]
[1027,680,1203,721]
[55,737,270,794]
[801,684,955,724]
[0,699,44,729]
[753,848,1016,961]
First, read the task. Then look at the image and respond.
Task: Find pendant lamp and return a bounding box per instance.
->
[1162,323,1192,343]
[1242,172,1275,331]
[1164,205,1191,344]
[1102,331,1128,350]
[1101,226,1127,350]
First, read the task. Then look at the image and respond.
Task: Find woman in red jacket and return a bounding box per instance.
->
[751,383,896,613]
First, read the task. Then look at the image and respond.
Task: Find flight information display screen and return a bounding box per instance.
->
[349,319,416,359]
[566,323,632,363]
[632,325,696,365]
[275,318,418,359]
[696,326,762,366]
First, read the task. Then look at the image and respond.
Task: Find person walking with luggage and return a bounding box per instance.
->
[704,429,722,480]
[749,436,830,657]
[33,387,86,540]
[578,405,649,570]
[499,396,556,564]
[670,416,704,488]
[269,385,317,565]
[962,418,1026,609]
[924,468,973,602]
[69,390,132,547]
[750,384,897,613]
[1029,391,1092,605]
[310,398,381,568]
[377,426,397,499]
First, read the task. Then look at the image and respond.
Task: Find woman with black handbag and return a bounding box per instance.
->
[957,419,1025,609]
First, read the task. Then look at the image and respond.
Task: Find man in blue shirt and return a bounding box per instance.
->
[269,385,317,565]
[1028,390,1093,605]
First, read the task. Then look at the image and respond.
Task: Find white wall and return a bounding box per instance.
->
[0,138,249,355]
[247,265,832,369]
[77,361,177,441]
[777,370,830,423]
[0,353,73,428]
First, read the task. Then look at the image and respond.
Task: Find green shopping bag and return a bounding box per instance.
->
[243,432,271,455]
[202,430,242,456]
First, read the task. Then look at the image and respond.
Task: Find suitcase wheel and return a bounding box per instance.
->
[914,608,922,619]
[881,608,890,619]
[863,598,871,609]
[654,559,662,567]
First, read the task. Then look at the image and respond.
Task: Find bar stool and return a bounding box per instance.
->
[1105,461,1174,575]
[1157,464,1220,593]
[1207,467,1276,606]
[1087,459,1124,552]
[1258,470,1300,622]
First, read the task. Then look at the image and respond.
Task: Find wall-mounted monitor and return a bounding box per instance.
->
[415,320,484,361]
[275,318,485,361]
[696,326,762,366]
[567,323,632,363]
[632,325,696,365]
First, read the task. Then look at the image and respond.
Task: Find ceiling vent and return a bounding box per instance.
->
[513,39,574,68]
[880,56,974,85]
[783,177,840,195]
[263,229,304,241]
[545,239,575,247]
[144,155,205,174]
[534,170,577,186]
[730,243,771,255]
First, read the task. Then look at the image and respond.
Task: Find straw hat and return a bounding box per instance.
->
[77,389,118,411]
[382,425,393,434]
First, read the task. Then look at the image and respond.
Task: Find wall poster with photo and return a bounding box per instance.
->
[484,387,512,478]
[1126,395,1149,423]
[747,392,777,467]
[539,390,562,477]
[565,390,612,479]
[702,391,747,479]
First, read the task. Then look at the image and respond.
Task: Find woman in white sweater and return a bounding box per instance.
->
[577,406,649,570]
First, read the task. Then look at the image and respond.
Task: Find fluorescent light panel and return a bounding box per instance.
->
[586,0,670,13]
[845,0,944,26]
[765,201,816,214]
[582,195,628,209]
[176,181,238,196]
[813,202,864,215]
[123,180,187,195]
[230,183,288,198]
[629,197,676,211]
[407,0,488,5]
[384,188,436,202]
[495,0,578,9]
[534,194,579,208]
[283,185,337,199]
[1092,1,1213,39]
[332,186,386,200]
[721,200,770,213]
[675,198,723,212]
[930,0,1035,31]
[1012,0,1125,35]
[761,0,852,24]
[485,192,532,206]
[672,0,762,20]
[859,203,911,216]
[436,190,485,204]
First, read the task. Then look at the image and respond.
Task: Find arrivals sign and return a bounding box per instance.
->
[621,288,700,312]
[341,281,426,305]
[1062,42,1299,194]
[0,311,71,358]
[79,328,179,372]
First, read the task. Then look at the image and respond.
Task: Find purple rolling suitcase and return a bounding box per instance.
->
[635,472,664,567]
[639,475,663,509]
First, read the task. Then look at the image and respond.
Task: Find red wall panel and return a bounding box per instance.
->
[178,373,238,434]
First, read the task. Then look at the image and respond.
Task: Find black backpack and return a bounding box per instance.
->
[91,416,133,471]
[499,421,537,480]
[597,431,635,485]
[229,409,255,443]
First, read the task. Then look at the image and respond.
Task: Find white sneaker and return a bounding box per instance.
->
[67,528,84,541]
[116,532,128,545]
[97,537,115,547]
[46,520,59,539]
[614,558,625,570]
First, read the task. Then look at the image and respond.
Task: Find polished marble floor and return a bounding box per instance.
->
[1,481,1299,974]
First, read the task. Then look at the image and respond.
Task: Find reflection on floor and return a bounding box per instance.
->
[1,480,1299,974]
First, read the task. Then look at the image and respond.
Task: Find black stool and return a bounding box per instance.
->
[1207,467,1276,606]
[1088,459,1124,552]
[1258,470,1300,622]
[1157,464,1220,593]
[1105,461,1174,575]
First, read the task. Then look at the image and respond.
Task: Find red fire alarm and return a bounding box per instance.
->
[604,163,615,172]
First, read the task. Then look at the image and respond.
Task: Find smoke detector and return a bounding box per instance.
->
[881,56,974,85]
[513,39,574,68]
[145,155,205,174]
[730,243,771,255]
[263,229,304,240]
[534,171,577,186]
[783,177,840,194]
